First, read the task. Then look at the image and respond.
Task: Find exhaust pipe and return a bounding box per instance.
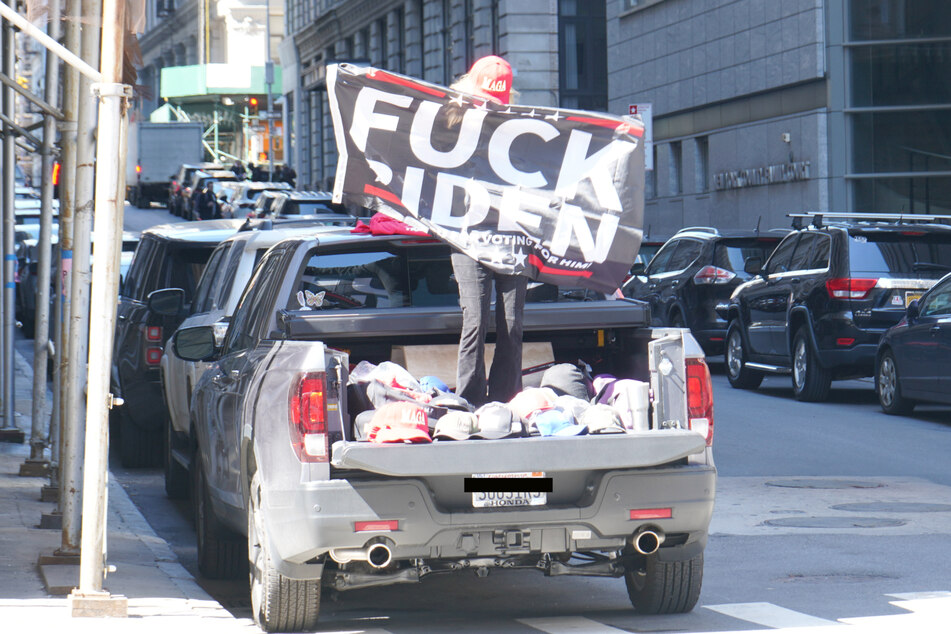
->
[366,543,392,569]
[328,543,393,569]
[632,528,664,555]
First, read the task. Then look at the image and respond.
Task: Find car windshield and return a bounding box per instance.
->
[848,232,951,279]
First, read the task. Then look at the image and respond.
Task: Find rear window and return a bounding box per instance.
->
[714,239,780,279]
[287,246,605,312]
[285,201,348,216]
[848,233,951,278]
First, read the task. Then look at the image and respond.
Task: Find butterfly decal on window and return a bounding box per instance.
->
[296,289,326,309]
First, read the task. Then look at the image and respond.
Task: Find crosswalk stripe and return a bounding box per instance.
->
[518,616,630,633]
[704,602,840,628]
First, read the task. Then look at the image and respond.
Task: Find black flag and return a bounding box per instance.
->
[327,63,645,293]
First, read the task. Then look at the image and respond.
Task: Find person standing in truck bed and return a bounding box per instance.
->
[449,56,527,406]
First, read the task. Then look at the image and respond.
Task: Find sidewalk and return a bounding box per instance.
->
[0,348,258,632]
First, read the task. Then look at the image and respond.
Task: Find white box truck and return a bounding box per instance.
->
[126,121,204,208]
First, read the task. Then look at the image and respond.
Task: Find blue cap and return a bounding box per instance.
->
[529,408,587,437]
[419,375,450,393]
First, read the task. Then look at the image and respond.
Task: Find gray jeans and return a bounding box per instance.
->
[451,252,527,405]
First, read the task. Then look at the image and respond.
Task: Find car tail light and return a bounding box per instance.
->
[145,347,163,365]
[685,357,714,446]
[836,338,855,347]
[289,372,328,463]
[52,162,60,186]
[693,265,735,285]
[826,278,878,299]
[145,325,162,341]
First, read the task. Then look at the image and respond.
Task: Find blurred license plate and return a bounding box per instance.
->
[471,472,547,508]
[905,292,922,306]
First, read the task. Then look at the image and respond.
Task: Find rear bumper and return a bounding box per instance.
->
[262,462,717,580]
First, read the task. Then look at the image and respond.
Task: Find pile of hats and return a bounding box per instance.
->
[348,360,644,444]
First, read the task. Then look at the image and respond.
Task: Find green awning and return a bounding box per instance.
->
[160,64,283,99]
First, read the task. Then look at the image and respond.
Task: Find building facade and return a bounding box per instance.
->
[608,0,951,237]
[281,0,608,190]
[136,0,284,163]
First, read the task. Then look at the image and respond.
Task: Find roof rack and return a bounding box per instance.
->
[675,226,719,236]
[788,212,951,229]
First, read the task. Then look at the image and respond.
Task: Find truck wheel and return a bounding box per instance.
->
[194,454,246,579]
[876,349,914,415]
[163,417,190,499]
[791,328,831,402]
[118,409,162,468]
[725,322,763,389]
[249,474,321,632]
[624,552,703,614]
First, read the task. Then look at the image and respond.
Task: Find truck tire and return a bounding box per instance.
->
[876,349,914,415]
[249,474,322,632]
[725,321,763,389]
[791,328,831,402]
[118,408,162,468]
[624,552,703,614]
[163,418,190,499]
[195,454,246,579]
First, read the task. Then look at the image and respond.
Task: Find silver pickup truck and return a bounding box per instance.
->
[173,231,716,633]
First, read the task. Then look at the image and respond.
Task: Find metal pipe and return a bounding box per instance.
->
[0,1,102,83]
[1,16,16,437]
[0,72,64,119]
[77,0,128,595]
[56,0,80,554]
[30,0,63,461]
[62,0,99,556]
[631,528,664,556]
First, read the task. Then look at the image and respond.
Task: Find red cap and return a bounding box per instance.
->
[468,55,513,105]
[367,402,432,444]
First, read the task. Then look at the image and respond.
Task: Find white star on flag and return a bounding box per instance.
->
[513,249,528,269]
[450,94,465,107]
[545,111,562,122]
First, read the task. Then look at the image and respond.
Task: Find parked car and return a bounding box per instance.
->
[156,220,360,498]
[186,170,239,219]
[220,181,292,218]
[261,190,350,218]
[875,271,951,414]
[718,213,951,401]
[623,227,782,354]
[111,219,246,467]
[169,162,222,217]
[247,189,286,218]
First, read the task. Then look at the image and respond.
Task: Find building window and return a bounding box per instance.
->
[490,0,500,54]
[669,141,682,196]
[694,136,709,192]
[558,0,607,110]
[846,0,951,214]
[394,7,406,73]
[464,0,475,67]
[646,145,657,199]
[442,0,453,84]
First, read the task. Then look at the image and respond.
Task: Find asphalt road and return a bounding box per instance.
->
[109,203,951,632]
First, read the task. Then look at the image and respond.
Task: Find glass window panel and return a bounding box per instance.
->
[852,176,951,215]
[850,0,951,41]
[851,111,951,173]
[851,43,951,107]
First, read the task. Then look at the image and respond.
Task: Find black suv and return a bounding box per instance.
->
[260,190,350,218]
[112,219,245,467]
[719,213,951,401]
[622,227,782,354]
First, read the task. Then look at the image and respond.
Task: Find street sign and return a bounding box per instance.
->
[629,103,653,170]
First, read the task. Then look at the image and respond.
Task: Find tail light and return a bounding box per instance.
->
[685,357,714,446]
[693,265,735,285]
[52,162,60,186]
[289,372,329,462]
[825,278,878,299]
[144,325,163,365]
